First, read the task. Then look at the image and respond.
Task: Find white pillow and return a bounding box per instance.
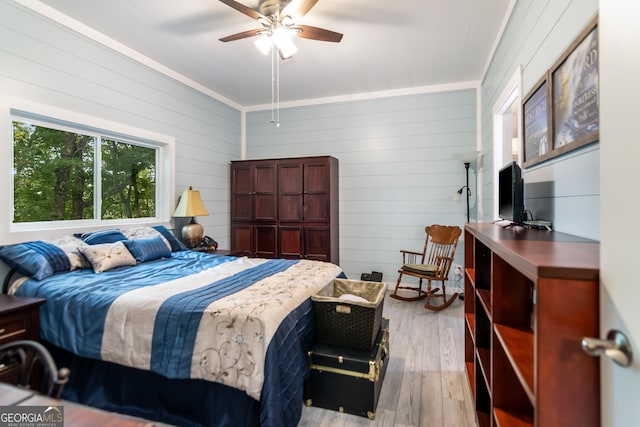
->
[338,293,369,303]
[79,241,137,273]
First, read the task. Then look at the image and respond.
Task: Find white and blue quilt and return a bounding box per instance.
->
[10,251,342,405]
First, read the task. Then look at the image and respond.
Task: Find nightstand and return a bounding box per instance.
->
[0,295,46,383]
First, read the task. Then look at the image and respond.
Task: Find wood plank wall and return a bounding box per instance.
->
[479,0,600,240]
[246,90,477,280]
[0,1,241,246]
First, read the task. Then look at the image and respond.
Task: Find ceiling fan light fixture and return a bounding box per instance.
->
[254,33,273,55]
[218,0,343,125]
[272,27,297,59]
[257,16,272,27]
[277,38,297,59]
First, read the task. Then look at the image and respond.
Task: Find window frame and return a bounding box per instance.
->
[2,99,175,240]
[492,67,523,221]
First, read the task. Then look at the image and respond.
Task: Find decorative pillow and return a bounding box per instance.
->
[152,225,188,252]
[49,235,91,270]
[121,226,172,252]
[123,236,172,263]
[0,241,71,280]
[79,229,128,245]
[402,263,439,276]
[79,241,137,273]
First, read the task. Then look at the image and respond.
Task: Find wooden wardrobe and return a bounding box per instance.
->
[230,156,339,264]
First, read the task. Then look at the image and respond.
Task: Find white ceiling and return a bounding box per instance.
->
[33,0,513,108]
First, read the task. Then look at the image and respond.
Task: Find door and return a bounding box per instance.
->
[304,226,331,262]
[304,159,331,222]
[279,226,303,259]
[230,224,252,256]
[230,162,253,222]
[230,160,277,223]
[278,160,304,222]
[598,2,640,425]
[254,225,277,258]
[253,160,277,221]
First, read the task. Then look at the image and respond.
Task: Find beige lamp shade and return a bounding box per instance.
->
[173,186,209,218]
[454,150,481,164]
[173,186,209,248]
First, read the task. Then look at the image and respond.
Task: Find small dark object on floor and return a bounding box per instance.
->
[360,271,383,282]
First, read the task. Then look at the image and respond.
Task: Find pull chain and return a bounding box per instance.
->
[270,44,280,127]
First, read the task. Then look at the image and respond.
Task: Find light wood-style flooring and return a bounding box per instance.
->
[298,286,478,427]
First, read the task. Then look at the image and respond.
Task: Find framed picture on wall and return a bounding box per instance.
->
[522,74,551,168]
[550,16,599,154]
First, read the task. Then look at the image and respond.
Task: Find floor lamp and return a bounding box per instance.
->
[454,151,480,301]
[456,162,471,222]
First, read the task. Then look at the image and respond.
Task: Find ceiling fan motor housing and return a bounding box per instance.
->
[218,0,342,44]
[259,0,292,17]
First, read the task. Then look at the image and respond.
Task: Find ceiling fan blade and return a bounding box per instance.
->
[282,0,319,19]
[296,25,343,43]
[219,28,263,42]
[218,0,264,20]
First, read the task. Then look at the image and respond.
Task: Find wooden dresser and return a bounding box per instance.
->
[230,156,339,264]
[463,223,600,427]
[0,294,46,383]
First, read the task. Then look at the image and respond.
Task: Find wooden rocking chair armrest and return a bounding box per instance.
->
[400,249,423,263]
[400,249,422,256]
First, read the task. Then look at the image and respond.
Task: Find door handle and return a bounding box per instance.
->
[581,329,633,367]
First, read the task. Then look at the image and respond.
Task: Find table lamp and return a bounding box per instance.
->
[172,186,209,249]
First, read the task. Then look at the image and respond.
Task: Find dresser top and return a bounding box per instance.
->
[465,223,599,281]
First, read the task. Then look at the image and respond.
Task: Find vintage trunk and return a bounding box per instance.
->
[304,318,389,419]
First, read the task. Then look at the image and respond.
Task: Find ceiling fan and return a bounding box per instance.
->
[218,0,343,59]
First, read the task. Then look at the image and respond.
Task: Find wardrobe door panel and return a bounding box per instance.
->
[304,226,331,262]
[279,226,303,259]
[231,224,253,256]
[231,163,253,222]
[255,225,277,258]
[278,161,303,222]
[254,161,277,221]
[304,161,330,223]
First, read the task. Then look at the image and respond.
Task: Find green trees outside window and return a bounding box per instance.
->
[12,120,156,223]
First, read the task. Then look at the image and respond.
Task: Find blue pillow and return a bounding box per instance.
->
[152,225,187,252]
[80,229,128,245]
[0,241,71,280]
[123,236,172,263]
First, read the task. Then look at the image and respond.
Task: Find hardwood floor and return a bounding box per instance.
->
[298,286,478,427]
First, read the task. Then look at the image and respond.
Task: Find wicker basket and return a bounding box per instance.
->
[312,278,386,350]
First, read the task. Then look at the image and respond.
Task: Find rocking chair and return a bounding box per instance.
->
[0,340,70,398]
[390,225,462,311]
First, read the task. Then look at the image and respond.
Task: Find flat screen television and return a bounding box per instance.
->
[498,161,525,224]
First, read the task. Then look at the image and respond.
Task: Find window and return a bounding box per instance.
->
[9,105,174,232]
[13,120,96,223]
[492,68,522,219]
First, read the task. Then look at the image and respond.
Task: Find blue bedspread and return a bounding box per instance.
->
[12,251,343,427]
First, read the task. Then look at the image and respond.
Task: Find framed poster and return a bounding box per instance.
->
[522,75,551,168]
[551,16,599,154]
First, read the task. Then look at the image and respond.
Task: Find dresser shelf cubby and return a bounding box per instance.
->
[493,324,534,401]
[463,223,600,427]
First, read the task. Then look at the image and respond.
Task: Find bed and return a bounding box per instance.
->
[0,226,344,427]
